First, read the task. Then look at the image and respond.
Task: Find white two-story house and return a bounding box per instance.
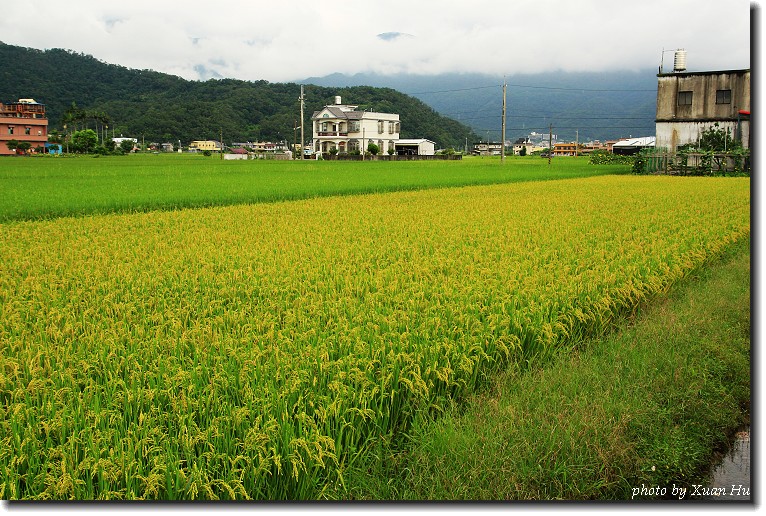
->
[311,96,400,155]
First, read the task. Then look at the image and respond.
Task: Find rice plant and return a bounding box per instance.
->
[0,175,750,499]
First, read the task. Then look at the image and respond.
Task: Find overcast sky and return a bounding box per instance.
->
[2,0,753,82]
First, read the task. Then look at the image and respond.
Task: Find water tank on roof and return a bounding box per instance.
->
[673,49,687,72]
[335,96,342,105]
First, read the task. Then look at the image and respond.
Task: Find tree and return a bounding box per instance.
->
[16,142,32,154]
[367,142,379,156]
[119,139,135,154]
[698,123,739,152]
[71,129,98,153]
[5,139,19,153]
[520,146,527,156]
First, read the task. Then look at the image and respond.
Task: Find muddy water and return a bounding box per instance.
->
[702,427,750,501]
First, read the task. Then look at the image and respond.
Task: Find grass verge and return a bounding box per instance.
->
[345,237,751,500]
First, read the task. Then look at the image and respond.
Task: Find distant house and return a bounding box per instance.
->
[473,142,503,156]
[551,142,578,156]
[311,96,400,155]
[45,142,62,155]
[0,99,48,155]
[113,137,138,151]
[655,63,750,152]
[190,140,222,152]
[395,139,435,156]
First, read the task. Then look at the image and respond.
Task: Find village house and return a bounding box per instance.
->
[189,140,222,152]
[0,98,48,155]
[472,141,503,156]
[551,142,578,157]
[311,96,400,155]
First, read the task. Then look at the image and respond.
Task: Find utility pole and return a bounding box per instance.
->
[575,129,578,157]
[299,85,305,160]
[293,120,298,159]
[220,127,223,160]
[548,124,552,166]
[501,79,507,164]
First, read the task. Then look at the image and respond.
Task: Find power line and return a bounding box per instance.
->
[410,85,500,95]
[409,83,656,95]
[450,113,655,121]
[475,125,654,132]
[506,83,656,92]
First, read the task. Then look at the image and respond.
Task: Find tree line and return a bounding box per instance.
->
[0,42,479,151]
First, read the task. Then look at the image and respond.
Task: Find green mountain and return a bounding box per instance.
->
[0,42,478,149]
[302,71,659,143]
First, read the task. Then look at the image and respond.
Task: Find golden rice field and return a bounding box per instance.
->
[0,175,750,499]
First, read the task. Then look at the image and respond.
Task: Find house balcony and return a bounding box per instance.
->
[317,131,349,137]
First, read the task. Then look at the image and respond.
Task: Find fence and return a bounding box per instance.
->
[636,149,751,176]
[325,154,463,161]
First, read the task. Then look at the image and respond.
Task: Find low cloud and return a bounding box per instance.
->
[0,0,751,83]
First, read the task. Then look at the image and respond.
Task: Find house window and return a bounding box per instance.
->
[678,91,693,106]
[8,126,13,135]
[377,120,384,133]
[25,127,31,135]
[716,89,732,104]
[349,121,360,133]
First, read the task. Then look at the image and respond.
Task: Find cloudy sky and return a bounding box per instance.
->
[1,0,753,82]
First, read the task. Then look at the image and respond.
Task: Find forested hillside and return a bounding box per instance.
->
[0,42,478,148]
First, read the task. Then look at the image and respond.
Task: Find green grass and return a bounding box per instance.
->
[351,237,750,500]
[0,153,628,221]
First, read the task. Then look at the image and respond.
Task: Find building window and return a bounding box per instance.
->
[25,127,31,135]
[8,126,13,135]
[678,91,693,106]
[716,89,732,104]
[377,120,384,134]
[349,121,360,133]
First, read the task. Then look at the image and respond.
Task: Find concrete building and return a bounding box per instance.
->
[655,55,750,152]
[311,96,400,155]
[0,99,48,155]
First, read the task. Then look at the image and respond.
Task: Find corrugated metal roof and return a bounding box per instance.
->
[612,136,655,147]
[395,139,435,145]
